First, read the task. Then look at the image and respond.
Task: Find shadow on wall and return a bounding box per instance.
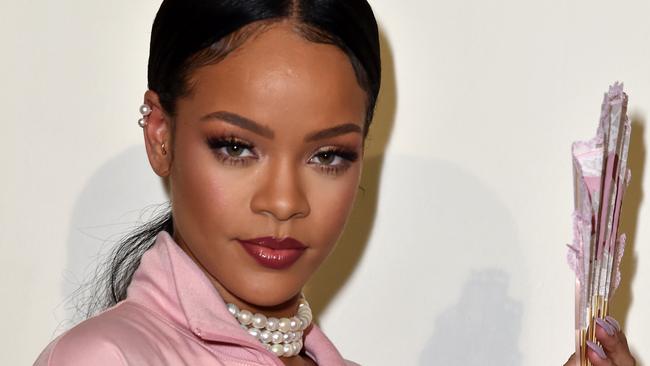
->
[305,28,398,318]
[360,151,526,364]
[419,269,523,366]
[315,152,526,365]
[610,114,646,329]
[60,145,167,329]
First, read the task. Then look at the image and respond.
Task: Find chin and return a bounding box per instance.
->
[232,275,306,308]
[239,290,302,309]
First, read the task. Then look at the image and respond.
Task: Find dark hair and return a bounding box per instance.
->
[88,0,381,316]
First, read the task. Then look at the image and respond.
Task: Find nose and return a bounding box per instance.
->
[250,158,310,221]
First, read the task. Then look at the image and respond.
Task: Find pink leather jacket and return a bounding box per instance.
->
[34,231,356,365]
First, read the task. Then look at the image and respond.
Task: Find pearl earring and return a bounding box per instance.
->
[161,142,167,155]
[138,104,152,128]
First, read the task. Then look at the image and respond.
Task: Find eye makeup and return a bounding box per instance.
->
[205,133,360,175]
[205,135,257,166]
[308,147,359,176]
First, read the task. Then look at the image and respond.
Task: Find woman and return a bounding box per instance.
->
[35,0,378,365]
[33,1,637,365]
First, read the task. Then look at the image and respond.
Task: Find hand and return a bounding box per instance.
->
[563,316,636,366]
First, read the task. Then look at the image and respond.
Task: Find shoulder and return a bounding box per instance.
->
[33,321,127,366]
[34,302,169,366]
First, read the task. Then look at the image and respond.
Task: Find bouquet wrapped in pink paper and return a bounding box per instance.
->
[567,82,631,365]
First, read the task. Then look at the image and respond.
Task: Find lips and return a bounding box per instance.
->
[238,237,306,270]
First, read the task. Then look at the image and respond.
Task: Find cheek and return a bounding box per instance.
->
[305,166,361,248]
[169,139,248,238]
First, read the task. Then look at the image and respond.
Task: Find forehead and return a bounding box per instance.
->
[178,22,367,134]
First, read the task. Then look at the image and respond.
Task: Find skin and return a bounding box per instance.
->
[142,22,367,366]
[563,320,635,366]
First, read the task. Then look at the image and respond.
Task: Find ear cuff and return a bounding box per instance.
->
[138,104,152,128]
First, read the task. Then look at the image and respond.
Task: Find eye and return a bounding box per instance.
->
[206,136,256,165]
[310,151,345,166]
[222,142,253,158]
[308,148,359,175]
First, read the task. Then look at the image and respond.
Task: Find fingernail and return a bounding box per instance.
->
[596,318,615,336]
[586,341,607,360]
[605,316,621,332]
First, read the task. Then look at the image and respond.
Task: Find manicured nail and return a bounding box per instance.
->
[596,318,615,336]
[605,316,621,332]
[586,341,607,360]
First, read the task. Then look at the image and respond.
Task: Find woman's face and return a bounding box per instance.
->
[149,23,367,308]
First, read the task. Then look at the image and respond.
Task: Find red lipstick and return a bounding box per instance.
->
[238,237,306,270]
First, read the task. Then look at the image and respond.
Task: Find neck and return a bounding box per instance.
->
[218,287,303,319]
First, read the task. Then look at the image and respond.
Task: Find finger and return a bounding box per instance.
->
[595,318,636,366]
[605,316,621,332]
[586,341,615,366]
[563,353,577,366]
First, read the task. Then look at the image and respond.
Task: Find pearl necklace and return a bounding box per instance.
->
[226,297,313,358]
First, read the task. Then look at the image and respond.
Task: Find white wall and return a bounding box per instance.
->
[2,0,649,365]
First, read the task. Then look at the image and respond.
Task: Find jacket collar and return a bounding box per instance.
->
[126,231,348,365]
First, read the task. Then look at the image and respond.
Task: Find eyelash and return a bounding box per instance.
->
[206,136,257,166]
[205,135,359,175]
[309,148,359,175]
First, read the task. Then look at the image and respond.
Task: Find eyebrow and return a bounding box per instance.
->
[200,110,362,142]
[200,111,275,139]
[304,123,362,142]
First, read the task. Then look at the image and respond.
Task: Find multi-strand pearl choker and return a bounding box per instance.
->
[226,297,313,358]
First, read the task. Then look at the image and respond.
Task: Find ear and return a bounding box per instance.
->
[142,90,172,177]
